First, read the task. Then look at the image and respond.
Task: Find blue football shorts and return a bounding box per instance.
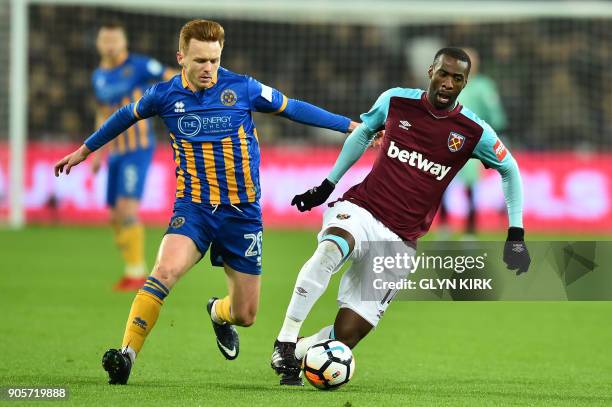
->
[165,200,263,275]
[106,148,154,207]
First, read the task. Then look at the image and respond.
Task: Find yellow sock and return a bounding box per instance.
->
[214,296,235,324]
[116,223,146,276]
[121,276,169,354]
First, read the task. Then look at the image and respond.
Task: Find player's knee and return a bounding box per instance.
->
[151,262,186,288]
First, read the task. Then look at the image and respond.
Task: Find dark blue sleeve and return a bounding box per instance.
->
[84,104,139,151]
[247,76,350,132]
[84,84,158,151]
[280,99,351,133]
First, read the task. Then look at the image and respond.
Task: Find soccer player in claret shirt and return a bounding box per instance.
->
[54,19,358,385]
[271,48,531,386]
[91,22,175,291]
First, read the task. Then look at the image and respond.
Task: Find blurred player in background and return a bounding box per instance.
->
[55,19,358,385]
[91,22,175,291]
[271,48,530,385]
[437,47,508,238]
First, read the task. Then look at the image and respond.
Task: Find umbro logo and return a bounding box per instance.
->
[296,286,308,297]
[399,120,412,131]
[174,101,185,113]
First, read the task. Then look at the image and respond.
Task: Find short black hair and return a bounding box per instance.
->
[433,47,471,73]
[99,21,126,32]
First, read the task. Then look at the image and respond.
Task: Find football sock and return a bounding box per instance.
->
[277,240,345,343]
[295,325,334,360]
[121,276,169,359]
[213,296,235,324]
[116,220,146,277]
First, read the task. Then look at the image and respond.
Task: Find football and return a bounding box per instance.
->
[302,339,355,390]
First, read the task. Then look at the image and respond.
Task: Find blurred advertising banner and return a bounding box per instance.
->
[0,143,610,233]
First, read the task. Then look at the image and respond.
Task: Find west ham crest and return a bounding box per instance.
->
[448,132,465,152]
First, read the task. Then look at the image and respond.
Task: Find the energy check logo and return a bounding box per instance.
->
[178,114,201,136]
[387,141,451,181]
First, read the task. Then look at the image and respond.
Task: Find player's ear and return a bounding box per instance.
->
[176,51,184,67]
[427,65,433,79]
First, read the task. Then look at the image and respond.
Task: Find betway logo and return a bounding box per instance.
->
[387,141,451,181]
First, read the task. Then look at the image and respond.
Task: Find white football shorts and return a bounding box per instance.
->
[318,200,416,327]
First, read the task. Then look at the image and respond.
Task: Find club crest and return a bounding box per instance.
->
[221,89,237,106]
[448,132,465,152]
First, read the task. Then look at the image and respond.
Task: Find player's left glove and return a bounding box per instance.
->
[503,227,531,275]
[291,179,335,212]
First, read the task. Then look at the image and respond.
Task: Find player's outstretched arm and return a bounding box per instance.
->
[472,127,531,274]
[291,124,376,212]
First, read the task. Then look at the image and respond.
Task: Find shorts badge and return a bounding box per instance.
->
[170,216,186,228]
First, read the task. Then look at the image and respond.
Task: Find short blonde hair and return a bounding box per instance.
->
[179,19,225,52]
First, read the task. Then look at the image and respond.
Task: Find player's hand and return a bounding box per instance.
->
[503,227,531,275]
[347,121,359,133]
[371,130,385,148]
[291,179,335,212]
[54,144,92,177]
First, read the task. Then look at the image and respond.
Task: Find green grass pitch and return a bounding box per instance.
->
[1,226,611,406]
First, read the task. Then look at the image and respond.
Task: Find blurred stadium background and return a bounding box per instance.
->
[1,0,611,234]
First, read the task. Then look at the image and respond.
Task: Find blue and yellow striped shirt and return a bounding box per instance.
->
[134,67,290,205]
[92,53,173,155]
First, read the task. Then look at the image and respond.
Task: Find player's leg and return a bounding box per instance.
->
[205,203,263,360]
[103,234,201,384]
[206,264,260,360]
[271,226,353,385]
[103,201,211,384]
[332,308,373,349]
[111,150,153,290]
[112,197,147,290]
[466,184,476,235]
[272,201,365,385]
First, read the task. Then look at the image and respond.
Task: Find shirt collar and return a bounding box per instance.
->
[181,69,218,91]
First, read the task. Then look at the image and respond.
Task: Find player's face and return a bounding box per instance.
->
[427,55,469,110]
[177,39,222,91]
[96,28,127,60]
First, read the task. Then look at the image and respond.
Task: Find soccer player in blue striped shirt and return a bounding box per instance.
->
[54,19,358,385]
[91,22,175,291]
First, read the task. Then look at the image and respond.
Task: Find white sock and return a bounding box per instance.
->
[276,240,344,343]
[121,346,137,364]
[209,299,225,325]
[125,264,147,278]
[295,325,334,360]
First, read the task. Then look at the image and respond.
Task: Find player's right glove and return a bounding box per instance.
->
[503,227,531,275]
[291,179,335,212]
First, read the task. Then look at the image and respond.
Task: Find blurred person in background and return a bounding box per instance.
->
[91,22,175,291]
[438,47,507,238]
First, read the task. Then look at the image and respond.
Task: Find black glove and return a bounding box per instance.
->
[291,179,335,212]
[503,227,531,275]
